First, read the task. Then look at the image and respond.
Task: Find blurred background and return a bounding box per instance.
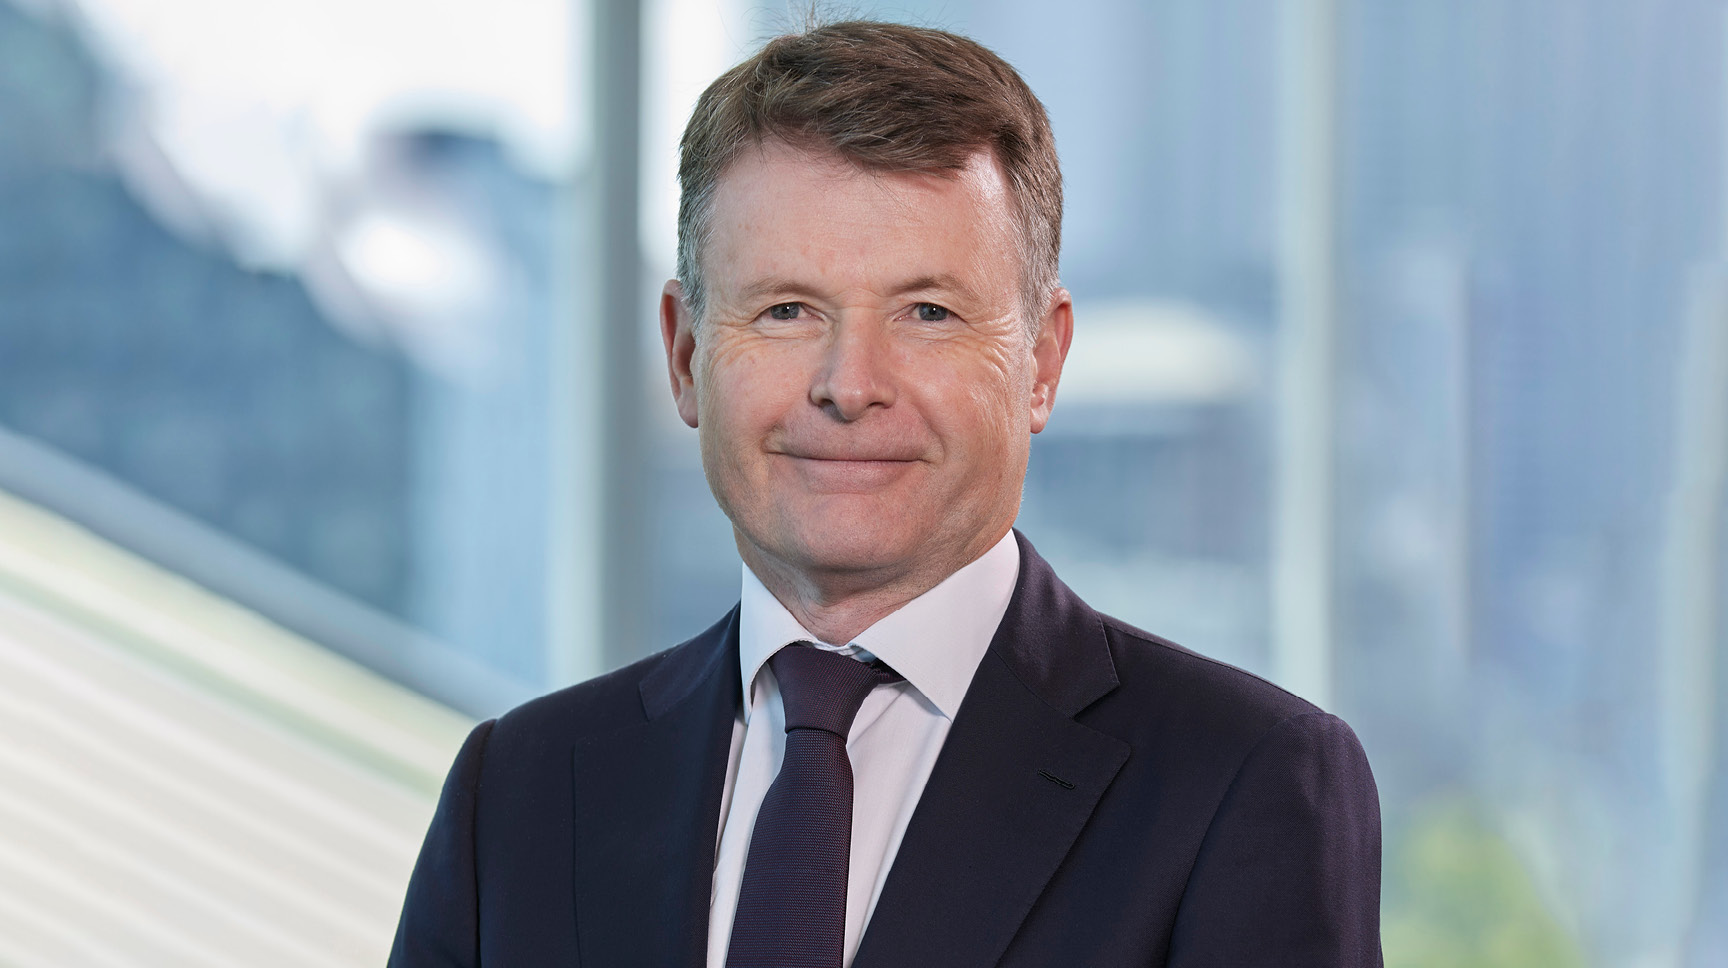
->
[0,0,1724,964]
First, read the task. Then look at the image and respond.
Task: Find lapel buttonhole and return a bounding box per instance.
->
[1037,770,1076,790]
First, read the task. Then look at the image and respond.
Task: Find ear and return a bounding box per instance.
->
[1028,286,1073,434]
[660,279,701,428]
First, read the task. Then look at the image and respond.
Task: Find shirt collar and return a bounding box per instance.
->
[737,530,1020,724]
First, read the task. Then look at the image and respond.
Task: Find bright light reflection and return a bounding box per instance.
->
[57,0,582,268]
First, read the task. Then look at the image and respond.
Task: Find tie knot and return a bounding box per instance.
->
[769,643,900,737]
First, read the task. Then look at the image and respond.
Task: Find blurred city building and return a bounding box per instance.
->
[1,0,1725,966]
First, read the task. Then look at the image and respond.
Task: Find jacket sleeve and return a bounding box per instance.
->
[388,718,497,968]
[1166,711,1384,968]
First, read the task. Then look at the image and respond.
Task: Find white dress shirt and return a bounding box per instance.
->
[705,530,1020,968]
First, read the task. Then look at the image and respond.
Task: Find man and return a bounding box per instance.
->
[390,20,1382,968]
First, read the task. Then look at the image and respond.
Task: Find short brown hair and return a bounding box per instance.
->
[675,20,1063,325]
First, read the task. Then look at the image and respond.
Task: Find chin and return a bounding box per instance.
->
[787,522,917,574]
[745,504,922,580]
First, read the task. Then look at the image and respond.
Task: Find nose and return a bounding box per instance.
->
[810,318,896,422]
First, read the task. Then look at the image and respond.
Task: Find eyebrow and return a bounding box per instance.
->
[890,274,983,304]
[732,277,825,303]
[731,273,984,305]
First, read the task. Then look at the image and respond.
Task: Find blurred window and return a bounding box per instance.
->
[6,0,1728,962]
[0,0,586,714]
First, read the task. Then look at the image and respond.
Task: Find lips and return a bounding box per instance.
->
[777,441,926,463]
[779,453,921,491]
[784,453,921,463]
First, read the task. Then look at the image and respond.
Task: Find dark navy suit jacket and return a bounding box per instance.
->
[389,533,1383,966]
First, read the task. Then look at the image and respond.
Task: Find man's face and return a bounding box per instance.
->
[661,143,1071,595]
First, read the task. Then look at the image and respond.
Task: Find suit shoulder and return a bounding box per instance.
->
[474,648,666,763]
[1088,612,1332,755]
[484,606,738,752]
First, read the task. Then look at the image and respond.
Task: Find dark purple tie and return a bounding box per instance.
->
[725,644,901,968]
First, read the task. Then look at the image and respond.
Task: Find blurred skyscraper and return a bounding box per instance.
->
[0,0,563,712]
[3,0,1727,964]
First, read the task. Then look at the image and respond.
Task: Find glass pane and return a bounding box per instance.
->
[0,0,587,713]
[1338,2,1723,963]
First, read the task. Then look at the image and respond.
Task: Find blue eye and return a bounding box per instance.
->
[915,303,950,322]
[767,303,803,320]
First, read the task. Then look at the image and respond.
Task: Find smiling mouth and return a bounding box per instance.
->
[782,454,920,490]
[789,455,918,463]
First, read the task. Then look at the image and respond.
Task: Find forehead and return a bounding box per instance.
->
[704,142,1019,298]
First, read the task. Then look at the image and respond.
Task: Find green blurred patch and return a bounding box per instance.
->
[1383,799,1586,968]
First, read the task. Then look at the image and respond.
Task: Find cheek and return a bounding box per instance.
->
[694,342,752,423]
[953,352,1034,433]
[920,371,1028,465]
[695,344,796,455]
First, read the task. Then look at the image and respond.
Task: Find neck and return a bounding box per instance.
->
[738,529,1008,645]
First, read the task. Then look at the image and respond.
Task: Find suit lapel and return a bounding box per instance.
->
[853,534,1130,968]
[570,609,741,968]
